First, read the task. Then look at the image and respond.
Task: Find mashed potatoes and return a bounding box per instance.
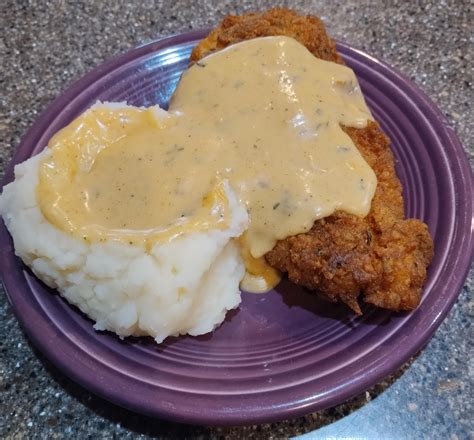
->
[0,149,248,343]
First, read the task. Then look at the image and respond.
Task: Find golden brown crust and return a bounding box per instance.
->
[191,8,342,64]
[192,8,434,313]
[266,123,433,313]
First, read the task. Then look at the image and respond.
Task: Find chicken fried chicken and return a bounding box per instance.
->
[191,8,434,313]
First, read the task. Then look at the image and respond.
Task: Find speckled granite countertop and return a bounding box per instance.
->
[0,1,472,438]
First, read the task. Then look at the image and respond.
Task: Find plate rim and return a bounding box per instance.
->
[1,29,473,426]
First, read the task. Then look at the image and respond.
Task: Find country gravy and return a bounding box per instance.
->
[37,36,376,292]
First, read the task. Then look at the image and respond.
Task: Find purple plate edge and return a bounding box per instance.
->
[0,29,472,426]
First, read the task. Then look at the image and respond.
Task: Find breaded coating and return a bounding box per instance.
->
[266,123,433,313]
[192,8,434,313]
[191,8,342,64]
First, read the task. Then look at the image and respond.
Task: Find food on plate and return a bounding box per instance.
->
[192,8,434,313]
[0,8,433,343]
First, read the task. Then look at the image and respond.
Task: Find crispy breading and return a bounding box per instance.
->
[266,123,433,313]
[191,8,342,64]
[192,8,434,313]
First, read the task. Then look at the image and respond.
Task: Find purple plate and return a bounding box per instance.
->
[1,30,472,425]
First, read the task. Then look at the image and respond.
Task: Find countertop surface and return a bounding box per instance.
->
[0,1,472,439]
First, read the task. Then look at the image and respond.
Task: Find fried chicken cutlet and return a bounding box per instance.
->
[191,8,434,314]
